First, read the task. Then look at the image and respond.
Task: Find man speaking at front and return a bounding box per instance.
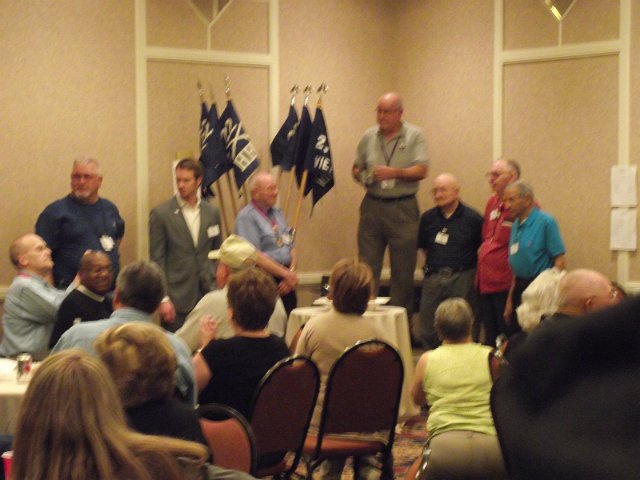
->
[352,92,429,316]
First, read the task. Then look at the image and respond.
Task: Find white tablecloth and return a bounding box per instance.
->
[0,359,29,435]
[286,306,419,417]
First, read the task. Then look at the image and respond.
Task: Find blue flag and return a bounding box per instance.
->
[293,105,313,189]
[303,107,335,208]
[270,105,298,171]
[199,102,229,197]
[218,100,260,190]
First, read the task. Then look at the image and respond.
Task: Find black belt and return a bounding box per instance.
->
[366,193,415,202]
[424,265,473,277]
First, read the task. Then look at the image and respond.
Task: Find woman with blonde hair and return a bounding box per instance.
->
[11,349,208,480]
[94,322,206,445]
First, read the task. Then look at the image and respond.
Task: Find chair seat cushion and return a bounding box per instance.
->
[304,434,385,458]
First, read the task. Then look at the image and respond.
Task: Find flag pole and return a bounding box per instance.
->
[223,76,239,217]
[292,83,327,231]
[276,85,299,188]
[284,84,312,217]
[209,83,231,239]
[207,82,232,237]
[214,181,230,238]
[201,80,232,234]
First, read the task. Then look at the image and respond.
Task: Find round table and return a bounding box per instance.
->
[0,359,29,435]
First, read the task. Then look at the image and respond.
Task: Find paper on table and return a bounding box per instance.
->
[611,166,637,207]
[610,208,637,251]
[312,297,391,306]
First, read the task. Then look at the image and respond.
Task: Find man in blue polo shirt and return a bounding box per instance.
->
[503,180,566,328]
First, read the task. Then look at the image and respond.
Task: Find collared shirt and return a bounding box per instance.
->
[354,121,429,198]
[52,307,196,404]
[417,202,483,270]
[476,194,514,293]
[508,208,565,279]
[0,272,72,358]
[76,284,105,303]
[235,202,293,266]
[176,194,201,247]
[49,285,113,348]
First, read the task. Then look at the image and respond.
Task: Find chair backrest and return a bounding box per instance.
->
[198,404,256,475]
[249,355,320,470]
[314,339,404,454]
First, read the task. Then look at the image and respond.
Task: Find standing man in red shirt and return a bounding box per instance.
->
[476,158,521,346]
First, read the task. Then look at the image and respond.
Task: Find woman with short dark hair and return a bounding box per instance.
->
[193,268,289,419]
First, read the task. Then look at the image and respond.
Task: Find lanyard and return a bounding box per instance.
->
[252,201,287,247]
[378,136,401,166]
[252,201,279,232]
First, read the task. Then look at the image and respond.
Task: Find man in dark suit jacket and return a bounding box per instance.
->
[149,158,222,331]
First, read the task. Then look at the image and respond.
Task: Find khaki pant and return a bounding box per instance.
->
[419,431,507,480]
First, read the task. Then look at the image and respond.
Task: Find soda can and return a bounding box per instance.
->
[16,353,32,383]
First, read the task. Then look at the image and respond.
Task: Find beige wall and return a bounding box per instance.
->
[0,0,137,286]
[1,0,638,296]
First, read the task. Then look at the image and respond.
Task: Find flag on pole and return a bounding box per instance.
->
[270,105,298,171]
[218,100,260,190]
[292,105,313,189]
[303,106,335,208]
[199,102,229,197]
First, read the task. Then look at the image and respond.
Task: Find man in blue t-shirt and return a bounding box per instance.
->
[504,180,566,328]
[36,157,125,288]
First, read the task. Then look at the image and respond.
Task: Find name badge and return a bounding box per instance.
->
[510,242,519,255]
[281,227,294,246]
[100,235,115,252]
[435,232,449,245]
[207,225,220,238]
[489,209,500,221]
[380,179,396,190]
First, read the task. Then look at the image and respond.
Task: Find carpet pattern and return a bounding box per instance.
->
[392,415,427,479]
[298,414,427,480]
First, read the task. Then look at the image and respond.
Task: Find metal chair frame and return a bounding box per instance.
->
[249,355,320,479]
[303,339,404,480]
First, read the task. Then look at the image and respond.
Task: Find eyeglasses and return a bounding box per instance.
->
[71,173,98,181]
[376,108,401,115]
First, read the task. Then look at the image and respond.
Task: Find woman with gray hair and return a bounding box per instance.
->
[409,298,506,480]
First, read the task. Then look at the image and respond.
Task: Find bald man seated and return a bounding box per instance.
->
[0,234,74,359]
[505,269,620,359]
[544,269,620,323]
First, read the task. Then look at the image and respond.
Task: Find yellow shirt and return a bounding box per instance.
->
[424,343,496,437]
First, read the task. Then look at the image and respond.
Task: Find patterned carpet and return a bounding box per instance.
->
[305,413,427,480]
[392,415,427,479]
